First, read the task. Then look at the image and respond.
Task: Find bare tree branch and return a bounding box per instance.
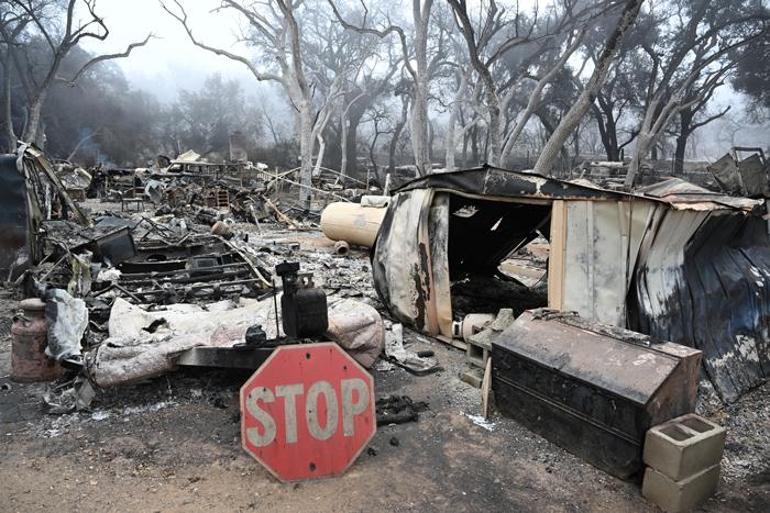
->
[533,0,645,176]
[62,33,153,84]
[160,0,283,83]
[326,0,417,81]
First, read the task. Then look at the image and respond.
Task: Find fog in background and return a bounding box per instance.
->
[81,0,766,160]
[2,0,769,176]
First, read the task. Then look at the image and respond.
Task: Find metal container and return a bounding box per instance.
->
[276,262,328,339]
[320,202,386,248]
[11,298,63,382]
[0,154,33,281]
[94,226,137,264]
[492,309,702,480]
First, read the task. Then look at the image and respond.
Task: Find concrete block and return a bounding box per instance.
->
[642,464,719,513]
[466,343,489,369]
[643,414,725,481]
[460,368,484,388]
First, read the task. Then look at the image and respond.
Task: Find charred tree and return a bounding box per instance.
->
[533,0,644,176]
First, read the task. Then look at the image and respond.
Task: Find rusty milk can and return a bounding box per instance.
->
[10,298,63,382]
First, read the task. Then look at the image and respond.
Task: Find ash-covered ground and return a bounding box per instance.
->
[1,223,768,513]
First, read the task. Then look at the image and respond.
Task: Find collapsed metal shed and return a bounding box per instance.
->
[630,179,770,402]
[372,166,770,402]
[373,166,628,338]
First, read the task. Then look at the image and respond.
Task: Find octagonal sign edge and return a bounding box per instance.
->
[240,342,376,482]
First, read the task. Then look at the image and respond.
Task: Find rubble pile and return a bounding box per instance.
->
[2,146,394,412]
[2,145,768,510]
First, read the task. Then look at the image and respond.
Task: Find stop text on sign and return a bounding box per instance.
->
[240,343,376,482]
[245,378,370,446]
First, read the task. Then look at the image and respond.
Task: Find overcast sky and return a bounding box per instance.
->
[81,0,267,101]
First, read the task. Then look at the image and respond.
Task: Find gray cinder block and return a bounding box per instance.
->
[643,414,726,481]
[642,464,720,513]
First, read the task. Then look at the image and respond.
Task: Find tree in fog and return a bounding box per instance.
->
[439,31,476,171]
[324,37,400,179]
[0,0,33,151]
[732,36,770,118]
[1,18,160,164]
[582,11,650,162]
[624,0,770,186]
[446,0,599,167]
[165,0,362,207]
[299,1,387,177]
[533,0,644,176]
[44,54,161,166]
[162,73,262,159]
[387,86,411,172]
[330,0,452,176]
[0,0,151,147]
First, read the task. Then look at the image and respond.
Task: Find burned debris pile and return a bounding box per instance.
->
[3,144,769,510]
[3,145,388,399]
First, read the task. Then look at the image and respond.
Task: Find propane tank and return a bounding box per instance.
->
[10,298,63,382]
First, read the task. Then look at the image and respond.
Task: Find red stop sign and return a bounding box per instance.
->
[240,342,376,482]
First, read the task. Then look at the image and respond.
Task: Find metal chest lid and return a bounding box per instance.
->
[491,310,700,406]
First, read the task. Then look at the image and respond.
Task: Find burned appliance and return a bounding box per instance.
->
[276,261,328,339]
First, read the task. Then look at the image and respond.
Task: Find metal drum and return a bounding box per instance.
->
[11,298,63,382]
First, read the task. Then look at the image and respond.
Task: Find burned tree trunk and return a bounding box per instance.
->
[340,91,367,180]
[388,96,409,174]
[533,0,644,176]
[673,103,730,175]
[593,103,621,161]
[299,106,314,207]
[343,111,363,178]
[1,58,16,152]
[410,82,431,175]
[673,135,687,174]
[673,108,694,175]
[471,125,480,166]
[22,93,45,147]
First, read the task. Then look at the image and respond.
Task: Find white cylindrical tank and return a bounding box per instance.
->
[320,202,387,248]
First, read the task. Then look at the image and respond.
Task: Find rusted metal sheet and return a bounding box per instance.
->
[633,210,770,402]
[549,199,657,327]
[737,153,768,197]
[399,167,762,212]
[707,153,743,195]
[637,177,764,212]
[492,309,702,479]
[372,189,435,333]
[707,150,769,198]
[396,165,628,201]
